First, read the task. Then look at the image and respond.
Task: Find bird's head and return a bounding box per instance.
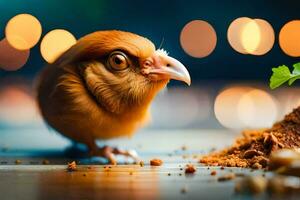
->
[56,30,191,114]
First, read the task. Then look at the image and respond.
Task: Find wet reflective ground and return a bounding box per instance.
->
[0,129,293,200]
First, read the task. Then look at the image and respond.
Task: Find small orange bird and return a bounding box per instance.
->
[37,30,190,164]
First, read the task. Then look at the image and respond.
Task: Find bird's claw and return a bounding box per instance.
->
[90,146,140,165]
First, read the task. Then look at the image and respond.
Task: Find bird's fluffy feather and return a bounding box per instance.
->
[37,30,167,149]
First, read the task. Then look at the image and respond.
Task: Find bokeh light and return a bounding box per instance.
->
[40,29,76,63]
[274,88,300,120]
[5,14,42,50]
[214,86,252,129]
[0,86,40,125]
[227,17,252,54]
[279,20,300,57]
[0,38,30,71]
[180,20,217,58]
[241,20,261,54]
[252,19,275,55]
[151,87,209,128]
[237,89,278,128]
[228,17,274,55]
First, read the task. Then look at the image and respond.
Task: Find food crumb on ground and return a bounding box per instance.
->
[185,164,196,174]
[15,160,21,165]
[129,171,133,175]
[67,161,77,171]
[139,161,144,167]
[218,173,236,182]
[210,170,217,176]
[42,159,50,165]
[150,158,163,166]
[167,173,171,176]
[181,186,188,194]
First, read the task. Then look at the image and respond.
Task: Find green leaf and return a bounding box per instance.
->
[288,75,300,85]
[288,63,300,85]
[292,62,300,74]
[269,65,292,89]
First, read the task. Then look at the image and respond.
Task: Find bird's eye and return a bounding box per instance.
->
[108,51,129,70]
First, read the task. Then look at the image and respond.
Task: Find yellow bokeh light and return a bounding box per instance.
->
[228,18,274,55]
[237,89,278,128]
[180,20,217,58]
[0,38,30,71]
[241,20,261,54]
[214,86,252,129]
[5,14,42,50]
[40,29,76,63]
[279,20,300,57]
[252,19,275,55]
[227,17,252,54]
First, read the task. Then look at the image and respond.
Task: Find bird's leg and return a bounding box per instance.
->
[88,142,140,165]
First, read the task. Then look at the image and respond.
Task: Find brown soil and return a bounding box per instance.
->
[200,107,300,169]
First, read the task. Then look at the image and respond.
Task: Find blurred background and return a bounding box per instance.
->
[1,0,300,151]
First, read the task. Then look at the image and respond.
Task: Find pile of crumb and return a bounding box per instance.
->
[200,107,300,169]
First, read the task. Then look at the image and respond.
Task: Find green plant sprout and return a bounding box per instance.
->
[270,62,300,89]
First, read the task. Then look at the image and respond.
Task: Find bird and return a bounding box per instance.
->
[37,30,191,164]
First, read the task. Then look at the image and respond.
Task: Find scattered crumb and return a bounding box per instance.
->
[185,164,196,174]
[218,173,236,182]
[104,166,110,171]
[129,171,133,175]
[179,173,182,176]
[210,170,217,176]
[235,173,246,177]
[139,161,144,167]
[181,186,188,194]
[167,173,171,176]
[200,107,300,169]
[150,158,163,166]
[83,173,87,177]
[67,161,77,171]
[42,159,50,165]
[15,160,21,165]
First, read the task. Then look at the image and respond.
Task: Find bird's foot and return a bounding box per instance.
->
[89,146,140,165]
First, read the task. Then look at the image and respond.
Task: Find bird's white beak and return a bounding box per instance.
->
[141,49,191,86]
